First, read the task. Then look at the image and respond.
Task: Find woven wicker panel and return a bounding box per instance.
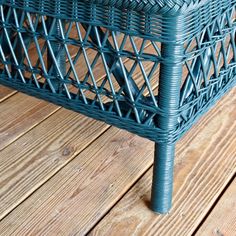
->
[179,5,236,132]
[0,4,235,143]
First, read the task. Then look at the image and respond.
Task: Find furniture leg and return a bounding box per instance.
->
[151,16,184,213]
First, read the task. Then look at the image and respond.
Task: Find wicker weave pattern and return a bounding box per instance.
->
[0,3,235,143]
[0,0,235,214]
[1,0,201,14]
[1,0,235,43]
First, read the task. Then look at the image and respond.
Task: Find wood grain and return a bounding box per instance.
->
[0,108,109,220]
[0,93,59,151]
[195,178,236,236]
[0,127,154,235]
[88,87,236,236]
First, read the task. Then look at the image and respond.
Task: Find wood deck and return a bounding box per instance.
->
[0,40,236,235]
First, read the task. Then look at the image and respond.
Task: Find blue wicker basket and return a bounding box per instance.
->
[0,0,235,213]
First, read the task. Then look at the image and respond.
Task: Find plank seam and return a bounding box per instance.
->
[192,172,236,236]
[0,125,112,221]
[85,164,154,236]
[0,106,61,151]
[0,91,18,103]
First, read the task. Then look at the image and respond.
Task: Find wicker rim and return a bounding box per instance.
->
[0,0,234,43]
[0,0,202,15]
[0,0,233,15]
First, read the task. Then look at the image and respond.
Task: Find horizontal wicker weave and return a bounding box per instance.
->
[0,0,235,213]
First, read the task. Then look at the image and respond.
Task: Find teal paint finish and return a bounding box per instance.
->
[0,0,235,213]
[151,15,184,213]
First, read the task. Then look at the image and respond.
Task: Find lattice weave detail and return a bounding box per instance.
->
[0,3,236,143]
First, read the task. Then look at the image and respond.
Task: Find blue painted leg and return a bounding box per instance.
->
[151,143,175,213]
[151,16,184,214]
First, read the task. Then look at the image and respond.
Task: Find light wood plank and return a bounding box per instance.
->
[0,127,154,235]
[1,86,236,235]
[0,109,109,220]
[0,93,59,151]
[196,178,236,236]
[88,88,236,236]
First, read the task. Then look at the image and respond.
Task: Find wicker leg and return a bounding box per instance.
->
[151,143,175,213]
[150,16,184,214]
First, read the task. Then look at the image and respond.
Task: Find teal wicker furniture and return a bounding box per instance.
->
[0,0,235,214]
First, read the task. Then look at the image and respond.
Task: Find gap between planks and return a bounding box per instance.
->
[192,172,236,234]
[0,76,236,235]
[195,174,236,236]
[88,88,236,236]
[0,86,17,102]
[0,92,60,151]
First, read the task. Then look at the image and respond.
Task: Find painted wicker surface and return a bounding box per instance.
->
[0,0,235,213]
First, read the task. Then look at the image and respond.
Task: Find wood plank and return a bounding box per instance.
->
[0,86,17,102]
[196,177,236,236]
[0,93,59,151]
[0,127,154,235]
[1,84,236,235]
[88,88,236,236]
[0,109,109,220]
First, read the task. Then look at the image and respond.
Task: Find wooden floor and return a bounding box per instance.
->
[0,60,236,235]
